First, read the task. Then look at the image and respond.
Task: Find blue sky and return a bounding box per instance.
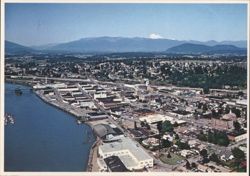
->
[5,3,247,46]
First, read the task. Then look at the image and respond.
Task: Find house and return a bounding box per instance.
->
[212,118,234,130]
[188,139,200,148]
[179,149,195,158]
[227,132,247,142]
[162,134,174,142]
[197,164,213,172]
[219,150,234,162]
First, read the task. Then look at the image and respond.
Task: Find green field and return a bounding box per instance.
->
[160,153,185,165]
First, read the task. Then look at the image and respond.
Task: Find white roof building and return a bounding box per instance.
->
[139,114,186,125]
[236,99,247,106]
[98,137,153,170]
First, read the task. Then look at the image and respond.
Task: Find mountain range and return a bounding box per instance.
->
[5,41,36,54]
[166,43,247,55]
[5,37,247,55]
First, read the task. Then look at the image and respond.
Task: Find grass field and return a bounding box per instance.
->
[160,152,185,165]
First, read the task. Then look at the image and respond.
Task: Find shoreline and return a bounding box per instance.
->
[5,80,96,172]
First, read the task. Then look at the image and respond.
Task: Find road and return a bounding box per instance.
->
[13,75,246,172]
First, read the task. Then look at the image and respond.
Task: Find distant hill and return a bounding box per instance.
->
[5,38,247,55]
[5,41,36,54]
[46,37,184,53]
[40,37,247,53]
[188,40,247,48]
[166,43,247,55]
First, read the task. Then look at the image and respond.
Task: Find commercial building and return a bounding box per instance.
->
[227,132,247,142]
[98,137,153,170]
[139,113,186,125]
[212,118,234,130]
[87,112,109,121]
[104,156,130,172]
[93,123,124,140]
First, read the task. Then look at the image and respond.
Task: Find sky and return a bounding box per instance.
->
[5,3,248,46]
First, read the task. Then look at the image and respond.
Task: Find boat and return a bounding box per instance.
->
[77,120,82,125]
[4,113,15,125]
[4,118,8,125]
[9,117,15,124]
[15,88,22,96]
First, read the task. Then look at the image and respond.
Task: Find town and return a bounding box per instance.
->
[5,54,247,172]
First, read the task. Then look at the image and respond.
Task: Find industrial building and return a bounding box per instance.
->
[98,137,154,171]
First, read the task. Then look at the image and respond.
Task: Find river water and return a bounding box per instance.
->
[4,83,95,171]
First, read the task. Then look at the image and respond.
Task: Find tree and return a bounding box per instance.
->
[209,153,220,164]
[191,162,197,168]
[175,134,179,140]
[176,140,190,150]
[238,91,244,97]
[167,152,172,158]
[232,148,245,161]
[134,121,138,130]
[140,121,145,127]
[156,121,163,152]
[200,149,208,158]
[231,108,241,118]
[145,122,151,130]
[186,160,191,170]
[207,130,214,143]
[203,86,210,94]
[162,120,174,133]
[215,131,230,146]
[232,147,245,170]
[197,131,207,141]
[162,138,172,148]
[202,157,210,164]
[233,121,241,132]
[212,109,219,119]
[173,121,179,127]
[202,104,208,112]
[157,121,163,134]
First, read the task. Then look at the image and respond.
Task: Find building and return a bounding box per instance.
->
[79,100,96,109]
[97,158,108,172]
[197,164,213,172]
[98,137,153,170]
[179,149,196,158]
[227,132,247,142]
[94,92,107,99]
[139,114,172,124]
[87,112,109,121]
[93,123,124,140]
[33,83,66,89]
[236,99,247,107]
[104,156,130,172]
[142,137,159,147]
[222,112,237,121]
[219,150,234,162]
[212,118,234,130]
[139,113,186,125]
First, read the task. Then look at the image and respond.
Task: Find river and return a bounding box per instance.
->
[4,83,95,171]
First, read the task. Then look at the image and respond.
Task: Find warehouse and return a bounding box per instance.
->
[98,137,153,170]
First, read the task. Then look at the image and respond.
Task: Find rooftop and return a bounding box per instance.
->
[99,137,152,161]
[104,156,129,172]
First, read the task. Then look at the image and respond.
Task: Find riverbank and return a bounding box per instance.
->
[35,91,98,171]
[5,78,33,86]
[5,82,96,171]
[34,90,98,171]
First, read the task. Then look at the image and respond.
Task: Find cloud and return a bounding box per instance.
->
[149,33,163,39]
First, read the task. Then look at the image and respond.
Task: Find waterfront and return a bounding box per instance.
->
[4,83,95,171]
